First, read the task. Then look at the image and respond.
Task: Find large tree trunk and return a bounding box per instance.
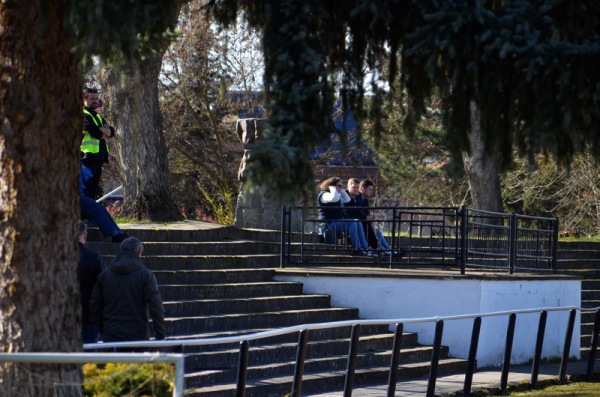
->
[462,101,504,212]
[0,1,83,396]
[100,57,181,221]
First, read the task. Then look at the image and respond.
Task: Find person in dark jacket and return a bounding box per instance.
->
[90,237,165,344]
[78,221,105,344]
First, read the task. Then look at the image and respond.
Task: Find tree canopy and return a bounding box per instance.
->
[207,0,600,204]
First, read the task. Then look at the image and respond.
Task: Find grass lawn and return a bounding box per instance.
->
[509,382,600,396]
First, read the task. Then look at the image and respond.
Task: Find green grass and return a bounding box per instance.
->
[509,382,600,396]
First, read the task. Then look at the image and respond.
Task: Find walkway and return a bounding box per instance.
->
[308,360,590,396]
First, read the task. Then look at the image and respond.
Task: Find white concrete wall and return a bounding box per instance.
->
[274,274,580,368]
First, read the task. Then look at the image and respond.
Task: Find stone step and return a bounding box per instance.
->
[103,255,280,270]
[89,240,280,256]
[154,269,275,285]
[557,251,600,260]
[582,290,600,301]
[185,358,469,397]
[159,281,304,301]
[163,295,333,317]
[168,324,402,353]
[184,333,401,372]
[558,241,600,251]
[186,343,441,387]
[558,260,600,270]
[86,224,281,243]
[166,308,360,336]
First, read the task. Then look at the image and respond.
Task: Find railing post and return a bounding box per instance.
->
[552,217,559,273]
[460,206,467,275]
[586,310,600,380]
[344,324,361,397]
[500,313,517,393]
[291,330,308,397]
[530,310,548,388]
[463,317,481,397]
[236,340,249,397]
[280,206,288,268]
[387,323,404,397]
[509,213,517,274]
[426,320,444,397]
[559,309,577,384]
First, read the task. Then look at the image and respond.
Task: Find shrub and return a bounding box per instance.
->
[83,362,174,397]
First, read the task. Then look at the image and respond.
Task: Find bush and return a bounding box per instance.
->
[83,362,174,397]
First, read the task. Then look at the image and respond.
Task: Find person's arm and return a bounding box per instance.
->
[320,186,341,203]
[145,271,165,340]
[84,113,104,140]
[339,189,351,204]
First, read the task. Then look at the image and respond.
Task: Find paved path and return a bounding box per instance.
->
[307,360,591,396]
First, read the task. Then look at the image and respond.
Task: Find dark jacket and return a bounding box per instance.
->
[90,250,165,342]
[78,243,105,325]
[317,190,344,221]
[343,189,362,220]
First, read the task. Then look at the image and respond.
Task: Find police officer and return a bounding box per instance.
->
[81,87,115,199]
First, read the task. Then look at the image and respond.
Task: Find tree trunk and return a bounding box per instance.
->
[0,1,83,396]
[100,57,181,221]
[462,101,504,212]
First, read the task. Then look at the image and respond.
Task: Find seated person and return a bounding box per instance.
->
[80,164,129,243]
[355,179,393,255]
[317,176,374,256]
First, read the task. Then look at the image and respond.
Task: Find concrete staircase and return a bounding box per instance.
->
[555,241,600,359]
[87,223,467,396]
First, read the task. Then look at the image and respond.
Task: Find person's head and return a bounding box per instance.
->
[83,87,100,110]
[120,237,144,257]
[78,221,87,244]
[359,179,375,198]
[318,176,344,193]
[347,178,360,197]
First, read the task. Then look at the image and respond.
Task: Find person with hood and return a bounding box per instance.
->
[90,237,165,344]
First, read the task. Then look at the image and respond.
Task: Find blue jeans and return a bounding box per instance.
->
[327,220,368,250]
[81,324,100,344]
[374,227,390,250]
[80,193,121,237]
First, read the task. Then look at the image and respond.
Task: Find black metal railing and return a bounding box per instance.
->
[80,306,596,397]
[281,206,558,274]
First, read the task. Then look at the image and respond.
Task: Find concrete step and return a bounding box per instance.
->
[154,269,275,285]
[159,281,305,301]
[86,224,281,243]
[166,308,360,336]
[163,295,333,317]
[186,344,441,387]
[184,334,401,372]
[168,324,403,353]
[89,240,280,256]
[583,290,600,301]
[104,255,281,270]
[186,358,469,397]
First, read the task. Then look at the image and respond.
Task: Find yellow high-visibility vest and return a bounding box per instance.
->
[81,108,109,154]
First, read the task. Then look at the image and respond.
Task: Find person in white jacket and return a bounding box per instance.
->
[316,176,375,256]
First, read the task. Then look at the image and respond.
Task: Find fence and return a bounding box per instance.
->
[281,206,558,274]
[2,307,597,396]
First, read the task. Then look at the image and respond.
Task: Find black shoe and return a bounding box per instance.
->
[111,233,130,243]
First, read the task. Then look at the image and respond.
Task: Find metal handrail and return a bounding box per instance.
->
[95,185,123,203]
[79,306,597,397]
[0,352,185,397]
